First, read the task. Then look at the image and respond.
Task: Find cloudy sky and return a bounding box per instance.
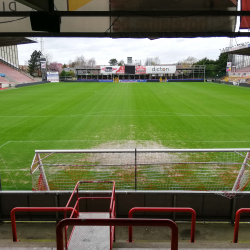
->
[18,36,250,66]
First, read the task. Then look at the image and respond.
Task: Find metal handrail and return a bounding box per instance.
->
[65,180,115,208]
[56,218,178,250]
[128,207,196,243]
[65,180,116,249]
[233,208,250,243]
[10,207,77,242]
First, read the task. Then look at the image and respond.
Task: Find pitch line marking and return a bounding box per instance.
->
[1,114,250,118]
[0,141,11,148]
[2,140,250,144]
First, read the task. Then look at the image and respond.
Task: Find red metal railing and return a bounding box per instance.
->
[233,208,250,243]
[56,218,178,250]
[128,207,196,243]
[10,207,77,242]
[64,180,116,249]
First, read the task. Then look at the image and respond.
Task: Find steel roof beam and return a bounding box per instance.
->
[1,10,250,17]
[0,32,249,38]
[15,0,54,12]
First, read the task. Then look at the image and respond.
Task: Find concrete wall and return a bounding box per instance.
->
[1,191,250,223]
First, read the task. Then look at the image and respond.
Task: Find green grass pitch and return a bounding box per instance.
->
[1,81,250,190]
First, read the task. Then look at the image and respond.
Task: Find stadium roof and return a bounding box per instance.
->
[0,0,246,38]
[0,37,37,47]
[224,44,250,56]
[226,48,250,56]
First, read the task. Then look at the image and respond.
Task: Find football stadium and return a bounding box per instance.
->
[2,0,250,249]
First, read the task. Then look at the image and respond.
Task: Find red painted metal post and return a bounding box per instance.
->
[233,208,250,243]
[64,180,116,249]
[77,186,79,217]
[10,207,77,242]
[56,218,178,250]
[128,207,196,243]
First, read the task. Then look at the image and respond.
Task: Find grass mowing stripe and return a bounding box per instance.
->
[1,82,250,190]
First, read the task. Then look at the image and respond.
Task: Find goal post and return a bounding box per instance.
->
[30,148,250,198]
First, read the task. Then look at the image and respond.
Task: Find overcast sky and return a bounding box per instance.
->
[17,37,250,66]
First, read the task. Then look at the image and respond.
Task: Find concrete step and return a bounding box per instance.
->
[68,212,110,250]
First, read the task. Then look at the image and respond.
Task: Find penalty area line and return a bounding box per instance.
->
[1,140,250,144]
[0,141,11,149]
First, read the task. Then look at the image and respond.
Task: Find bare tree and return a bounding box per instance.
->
[178,56,198,77]
[87,57,96,68]
[44,52,53,69]
[75,55,87,68]
[68,60,76,68]
[153,56,161,65]
[179,56,197,67]
[68,56,97,68]
[145,57,160,66]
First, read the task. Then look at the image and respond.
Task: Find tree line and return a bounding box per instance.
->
[178,53,228,78]
[26,50,227,78]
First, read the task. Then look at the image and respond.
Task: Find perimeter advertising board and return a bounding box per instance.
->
[100,65,176,74]
[100,66,125,74]
[136,66,146,74]
[119,80,146,82]
[47,72,59,82]
[146,66,176,74]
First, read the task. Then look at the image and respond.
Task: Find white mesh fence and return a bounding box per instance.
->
[30,149,250,198]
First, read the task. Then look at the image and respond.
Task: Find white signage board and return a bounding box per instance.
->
[41,62,46,69]
[100,66,125,74]
[146,66,176,74]
[47,72,59,82]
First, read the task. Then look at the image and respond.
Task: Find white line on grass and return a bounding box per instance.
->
[0,153,17,190]
[0,141,11,148]
[1,114,250,117]
[1,140,250,145]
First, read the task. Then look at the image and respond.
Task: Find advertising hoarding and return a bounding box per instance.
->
[119,80,147,82]
[146,66,176,74]
[136,66,146,74]
[47,72,59,82]
[227,62,232,72]
[99,80,113,82]
[100,66,125,74]
[100,65,176,75]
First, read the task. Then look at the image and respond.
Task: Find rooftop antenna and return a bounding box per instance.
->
[229,38,233,47]
[40,38,44,56]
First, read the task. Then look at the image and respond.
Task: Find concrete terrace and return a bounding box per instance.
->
[1,221,250,249]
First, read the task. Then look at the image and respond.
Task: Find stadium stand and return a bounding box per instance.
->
[0,62,34,83]
[0,76,9,83]
[235,65,250,73]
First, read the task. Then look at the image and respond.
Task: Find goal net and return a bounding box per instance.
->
[30,149,250,198]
